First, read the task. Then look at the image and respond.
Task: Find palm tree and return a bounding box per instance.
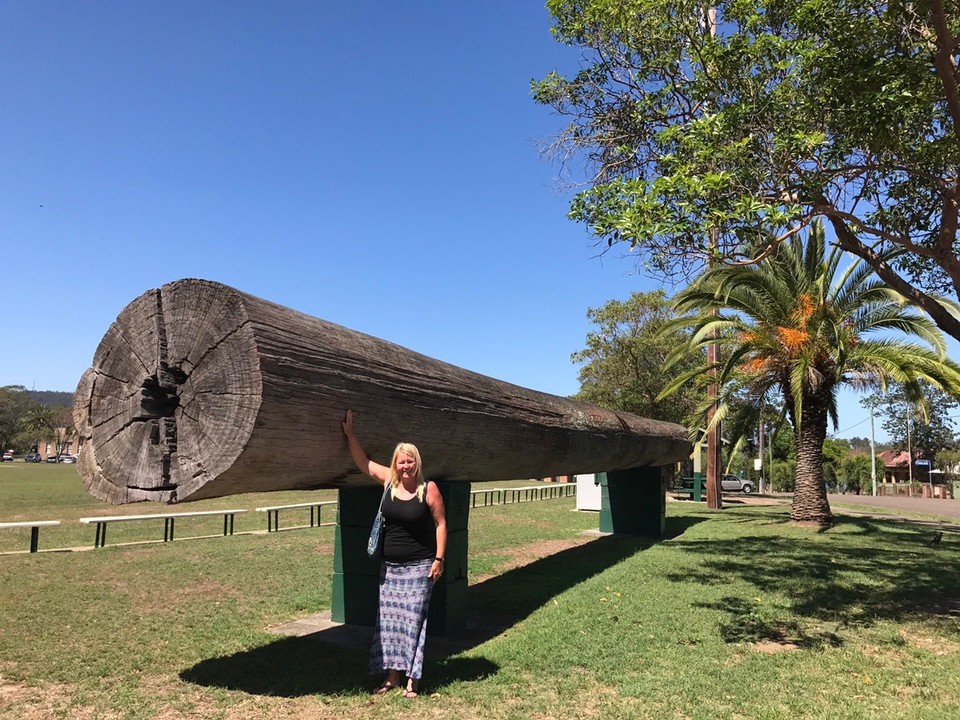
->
[662,225,960,525]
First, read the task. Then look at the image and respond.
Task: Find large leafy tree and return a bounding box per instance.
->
[572,289,702,423]
[661,226,960,525]
[22,405,76,458]
[862,383,960,462]
[0,385,34,452]
[534,1,960,340]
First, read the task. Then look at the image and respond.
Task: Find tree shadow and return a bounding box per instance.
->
[180,526,688,697]
[667,510,960,647]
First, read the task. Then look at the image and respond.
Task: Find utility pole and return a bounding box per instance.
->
[706,328,722,508]
[704,4,722,510]
[758,419,765,495]
[907,415,913,485]
[768,423,775,487]
[869,403,877,496]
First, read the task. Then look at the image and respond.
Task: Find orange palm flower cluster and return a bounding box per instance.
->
[743,357,769,373]
[777,326,809,353]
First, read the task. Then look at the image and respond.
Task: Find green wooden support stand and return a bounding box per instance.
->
[331,484,382,627]
[331,480,471,636]
[597,467,666,537]
[428,480,470,636]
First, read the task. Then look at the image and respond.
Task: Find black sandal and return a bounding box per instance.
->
[373,680,395,694]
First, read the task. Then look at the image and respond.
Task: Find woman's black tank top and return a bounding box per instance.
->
[381,485,437,563]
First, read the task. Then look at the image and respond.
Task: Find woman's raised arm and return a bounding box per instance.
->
[342,410,391,485]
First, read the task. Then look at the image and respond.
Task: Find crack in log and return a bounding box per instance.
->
[90,367,137,386]
[110,308,156,377]
[138,367,187,421]
[134,289,186,489]
[182,319,252,375]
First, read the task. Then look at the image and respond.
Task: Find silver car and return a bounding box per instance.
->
[721,474,755,493]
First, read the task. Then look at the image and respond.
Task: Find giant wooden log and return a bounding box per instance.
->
[73,279,690,504]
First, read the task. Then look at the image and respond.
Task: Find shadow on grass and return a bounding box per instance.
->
[715,595,844,649]
[664,513,709,539]
[180,633,498,696]
[181,532,667,697]
[468,532,661,620]
[671,508,960,646]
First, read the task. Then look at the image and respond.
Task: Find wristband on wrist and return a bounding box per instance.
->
[435,557,444,564]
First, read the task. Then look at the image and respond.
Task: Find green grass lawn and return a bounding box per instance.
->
[2,465,959,719]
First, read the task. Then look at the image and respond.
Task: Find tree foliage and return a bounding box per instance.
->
[21,405,77,458]
[572,290,702,423]
[937,448,960,480]
[0,385,75,455]
[862,383,960,460]
[837,454,884,494]
[660,225,960,524]
[534,0,960,340]
[0,386,35,452]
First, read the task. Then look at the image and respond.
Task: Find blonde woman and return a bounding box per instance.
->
[342,409,447,698]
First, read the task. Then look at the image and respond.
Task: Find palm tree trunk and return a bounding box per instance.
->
[790,395,833,525]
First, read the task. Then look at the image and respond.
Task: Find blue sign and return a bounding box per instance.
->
[915,458,931,466]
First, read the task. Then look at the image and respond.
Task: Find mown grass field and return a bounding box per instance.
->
[2,463,959,719]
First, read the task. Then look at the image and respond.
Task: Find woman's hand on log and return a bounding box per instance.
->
[342,409,354,437]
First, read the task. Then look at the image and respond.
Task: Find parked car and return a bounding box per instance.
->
[1,450,13,462]
[721,474,755,493]
[25,453,42,463]
[46,454,77,464]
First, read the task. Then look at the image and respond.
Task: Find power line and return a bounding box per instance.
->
[831,417,870,436]
[833,410,960,439]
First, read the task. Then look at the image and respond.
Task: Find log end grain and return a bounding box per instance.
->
[75,280,262,504]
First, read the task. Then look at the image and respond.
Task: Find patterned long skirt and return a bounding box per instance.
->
[369,558,434,680]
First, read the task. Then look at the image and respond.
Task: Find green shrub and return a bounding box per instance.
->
[770,459,796,491]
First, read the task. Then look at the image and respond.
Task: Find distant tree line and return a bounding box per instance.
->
[0,385,76,456]
[572,289,960,501]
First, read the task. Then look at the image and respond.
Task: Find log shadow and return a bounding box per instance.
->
[462,532,661,644]
[180,632,498,697]
[181,530,672,697]
[664,514,708,539]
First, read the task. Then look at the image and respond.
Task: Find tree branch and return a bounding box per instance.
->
[930,0,960,144]
[826,214,960,340]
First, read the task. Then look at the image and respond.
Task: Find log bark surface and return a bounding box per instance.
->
[74,279,691,504]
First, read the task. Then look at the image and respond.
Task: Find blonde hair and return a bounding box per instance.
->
[389,442,426,501]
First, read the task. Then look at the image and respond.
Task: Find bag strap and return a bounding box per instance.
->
[378,481,391,511]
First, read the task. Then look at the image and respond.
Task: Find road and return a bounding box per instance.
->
[825,492,960,521]
[738,491,960,524]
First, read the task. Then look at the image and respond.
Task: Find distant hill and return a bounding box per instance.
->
[25,390,74,408]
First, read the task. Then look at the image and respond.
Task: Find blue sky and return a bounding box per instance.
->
[1,1,945,443]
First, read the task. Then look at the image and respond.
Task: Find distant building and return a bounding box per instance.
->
[36,427,80,461]
[877,450,911,483]
[876,449,949,498]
